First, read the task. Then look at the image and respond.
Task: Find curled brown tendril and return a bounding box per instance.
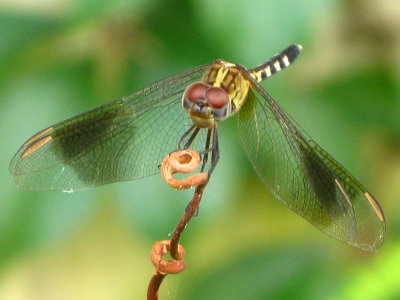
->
[148,149,209,300]
[160,149,209,190]
[150,240,186,274]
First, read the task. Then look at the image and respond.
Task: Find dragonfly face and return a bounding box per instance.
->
[182,82,232,128]
[10,44,386,252]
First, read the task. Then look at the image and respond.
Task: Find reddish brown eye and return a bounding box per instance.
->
[205,87,229,108]
[184,82,209,101]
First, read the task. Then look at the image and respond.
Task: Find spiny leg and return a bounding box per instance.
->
[178,125,197,149]
[201,128,212,172]
[208,126,220,176]
[183,127,200,149]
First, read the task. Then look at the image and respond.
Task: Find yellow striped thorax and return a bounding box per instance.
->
[203,60,251,115]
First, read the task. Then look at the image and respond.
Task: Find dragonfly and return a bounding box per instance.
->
[10,44,385,252]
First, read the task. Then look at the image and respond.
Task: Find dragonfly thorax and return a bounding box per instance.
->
[182,81,232,128]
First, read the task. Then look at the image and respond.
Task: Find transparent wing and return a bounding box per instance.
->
[10,64,211,191]
[237,72,385,251]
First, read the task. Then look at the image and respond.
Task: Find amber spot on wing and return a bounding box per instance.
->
[364,192,384,222]
[23,127,53,146]
[22,136,52,158]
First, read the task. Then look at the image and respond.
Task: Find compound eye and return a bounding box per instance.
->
[205,87,229,108]
[183,82,209,102]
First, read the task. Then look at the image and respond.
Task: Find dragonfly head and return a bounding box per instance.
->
[182,81,232,128]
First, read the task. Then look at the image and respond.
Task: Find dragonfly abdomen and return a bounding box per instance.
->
[248,44,302,82]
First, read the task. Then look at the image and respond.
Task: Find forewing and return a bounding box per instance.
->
[10,64,210,191]
[237,73,385,251]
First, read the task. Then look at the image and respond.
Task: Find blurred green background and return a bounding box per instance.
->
[1,0,400,299]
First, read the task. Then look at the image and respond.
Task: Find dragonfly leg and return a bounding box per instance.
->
[183,127,200,149]
[178,125,196,149]
[208,126,220,175]
[200,128,212,172]
[199,149,212,155]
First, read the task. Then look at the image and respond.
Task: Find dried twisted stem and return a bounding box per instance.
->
[160,149,209,190]
[169,183,207,260]
[147,273,165,300]
[147,149,209,300]
[150,240,186,274]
